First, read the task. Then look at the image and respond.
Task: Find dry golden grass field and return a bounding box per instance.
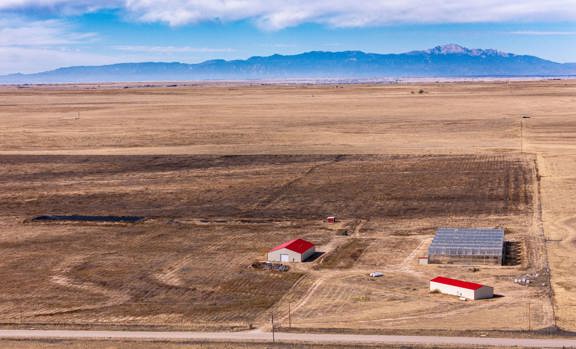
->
[0,80,574,334]
[0,338,514,349]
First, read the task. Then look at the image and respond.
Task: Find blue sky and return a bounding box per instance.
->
[1,0,576,74]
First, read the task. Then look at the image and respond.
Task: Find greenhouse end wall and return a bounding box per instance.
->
[428,254,503,265]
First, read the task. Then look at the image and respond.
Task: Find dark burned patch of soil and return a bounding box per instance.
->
[31,215,144,223]
[0,154,533,220]
[0,154,536,329]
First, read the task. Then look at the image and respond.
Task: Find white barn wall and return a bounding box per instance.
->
[430,281,493,300]
[430,281,474,299]
[267,246,315,262]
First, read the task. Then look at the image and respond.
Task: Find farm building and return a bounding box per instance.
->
[428,227,505,265]
[267,238,315,263]
[430,276,494,300]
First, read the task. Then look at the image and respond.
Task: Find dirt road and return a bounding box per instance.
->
[0,329,575,348]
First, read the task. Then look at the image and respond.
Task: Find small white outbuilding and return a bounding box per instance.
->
[430,276,493,300]
[267,238,315,263]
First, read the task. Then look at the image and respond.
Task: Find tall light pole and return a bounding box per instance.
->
[288,302,292,328]
[521,115,531,154]
[527,302,532,332]
[271,311,275,343]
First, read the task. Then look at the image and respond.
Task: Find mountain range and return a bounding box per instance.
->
[2,44,575,84]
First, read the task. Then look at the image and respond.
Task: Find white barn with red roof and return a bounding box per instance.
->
[430,276,494,300]
[268,239,315,263]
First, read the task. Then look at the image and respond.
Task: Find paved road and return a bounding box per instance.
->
[0,329,575,348]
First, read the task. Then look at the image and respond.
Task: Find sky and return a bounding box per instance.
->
[1,0,576,74]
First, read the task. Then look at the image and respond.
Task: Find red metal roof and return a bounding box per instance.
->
[430,276,484,290]
[270,239,314,254]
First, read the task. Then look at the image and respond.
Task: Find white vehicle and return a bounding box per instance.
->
[369,272,383,278]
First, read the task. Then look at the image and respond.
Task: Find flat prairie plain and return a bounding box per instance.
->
[0,339,510,349]
[0,80,574,332]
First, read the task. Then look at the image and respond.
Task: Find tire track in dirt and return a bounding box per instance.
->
[260,274,312,328]
[153,255,195,288]
[395,237,429,275]
[41,256,131,317]
[531,156,556,329]
[280,274,329,323]
[280,235,427,321]
[250,155,344,211]
[297,296,526,327]
[291,266,533,328]
[272,220,367,326]
[275,230,427,327]
[543,212,576,328]
[351,219,366,238]
[152,241,221,289]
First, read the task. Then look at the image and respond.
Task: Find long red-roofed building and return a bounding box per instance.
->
[430,276,494,300]
[268,238,315,263]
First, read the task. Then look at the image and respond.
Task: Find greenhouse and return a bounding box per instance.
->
[428,227,505,265]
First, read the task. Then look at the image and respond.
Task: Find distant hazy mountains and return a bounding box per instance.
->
[2,44,575,83]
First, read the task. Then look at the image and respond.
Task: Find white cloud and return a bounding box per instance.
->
[1,0,576,29]
[0,0,121,15]
[0,46,120,74]
[0,17,106,74]
[0,18,97,46]
[2,0,576,73]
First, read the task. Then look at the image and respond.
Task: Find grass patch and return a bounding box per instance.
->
[318,239,372,269]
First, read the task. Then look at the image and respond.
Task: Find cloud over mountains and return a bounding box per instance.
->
[2,0,576,29]
[1,1,575,74]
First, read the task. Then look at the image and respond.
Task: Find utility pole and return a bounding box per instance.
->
[288,302,292,328]
[520,117,524,154]
[528,302,532,332]
[520,116,530,154]
[271,311,275,343]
